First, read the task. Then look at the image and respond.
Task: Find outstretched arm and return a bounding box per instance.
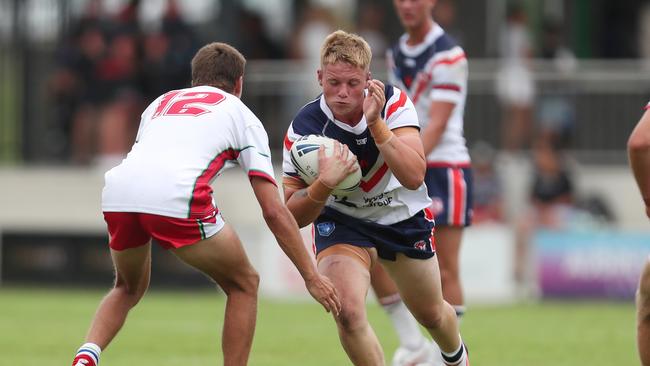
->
[628,107,650,218]
[250,176,341,314]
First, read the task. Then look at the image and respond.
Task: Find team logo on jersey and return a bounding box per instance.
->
[356,137,367,145]
[317,222,336,237]
[413,240,427,251]
[404,58,416,68]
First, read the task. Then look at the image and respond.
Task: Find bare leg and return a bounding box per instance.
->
[319,250,383,366]
[86,242,152,348]
[435,226,464,309]
[172,224,259,366]
[381,255,460,353]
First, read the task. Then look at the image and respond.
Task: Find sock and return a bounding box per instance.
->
[72,342,102,366]
[441,337,468,366]
[381,297,426,350]
[453,305,466,321]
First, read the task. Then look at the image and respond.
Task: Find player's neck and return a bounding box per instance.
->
[406,20,434,46]
[333,110,364,127]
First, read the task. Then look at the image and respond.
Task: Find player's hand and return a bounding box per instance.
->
[317,141,359,188]
[363,79,386,127]
[304,273,341,315]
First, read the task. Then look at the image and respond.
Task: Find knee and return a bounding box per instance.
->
[336,303,367,334]
[412,304,445,331]
[114,280,147,306]
[225,268,260,297]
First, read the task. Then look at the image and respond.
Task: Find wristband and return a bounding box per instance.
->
[307,178,333,203]
[369,120,392,145]
[376,133,395,148]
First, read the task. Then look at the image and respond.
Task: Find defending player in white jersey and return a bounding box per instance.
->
[282,30,469,366]
[70,42,340,366]
[373,1,473,364]
[627,100,650,366]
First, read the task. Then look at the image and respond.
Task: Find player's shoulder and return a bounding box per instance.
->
[291,96,328,135]
[433,31,462,54]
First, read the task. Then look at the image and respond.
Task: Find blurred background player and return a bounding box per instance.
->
[626,99,650,366]
[70,42,340,366]
[282,30,469,366]
[382,0,471,363]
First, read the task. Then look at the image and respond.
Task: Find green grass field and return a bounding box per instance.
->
[0,288,638,365]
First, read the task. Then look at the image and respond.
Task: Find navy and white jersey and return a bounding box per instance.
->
[387,23,469,164]
[282,86,432,225]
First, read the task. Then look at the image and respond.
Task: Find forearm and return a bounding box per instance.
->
[285,179,332,227]
[421,122,445,156]
[369,121,425,189]
[264,206,318,281]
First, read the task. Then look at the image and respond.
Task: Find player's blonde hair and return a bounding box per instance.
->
[320,30,372,71]
[191,42,246,92]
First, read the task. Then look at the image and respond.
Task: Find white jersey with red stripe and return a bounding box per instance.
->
[387,23,469,164]
[282,86,432,225]
[102,85,276,219]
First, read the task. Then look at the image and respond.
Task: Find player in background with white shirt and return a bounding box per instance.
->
[70,42,340,366]
[282,30,469,366]
[375,1,472,364]
[627,100,650,366]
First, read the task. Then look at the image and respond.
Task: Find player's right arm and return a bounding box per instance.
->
[283,143,358,227]
[628,104,650,218]
[250,176,341,315]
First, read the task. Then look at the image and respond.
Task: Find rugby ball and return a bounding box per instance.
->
[289,134,362,196]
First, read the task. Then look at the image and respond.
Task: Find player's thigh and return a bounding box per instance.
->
[380,254,444,312]
[638,259,650,306]
[110,241,152,291]
[435,226,463,273]
[318,245,375,313]
[171,223,257,289]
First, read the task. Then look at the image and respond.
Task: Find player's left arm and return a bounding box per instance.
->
[628,106,650,218]
[422,50,467,154]
[364,79,425,190]
[422,101,455,155]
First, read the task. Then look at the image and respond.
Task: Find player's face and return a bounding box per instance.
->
[318,61,370,123]
[393,0,435,30]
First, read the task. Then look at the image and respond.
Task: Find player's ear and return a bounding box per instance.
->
[317,69,323,86]
[234,76,244,98]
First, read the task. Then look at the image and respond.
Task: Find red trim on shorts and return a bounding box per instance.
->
[359,163,389,192]
[248,170,277,186]
[427,161,471,168]
[452,168,464,225]
[423,207,436,251]
[385,90,407,120]
[189,149,240,218]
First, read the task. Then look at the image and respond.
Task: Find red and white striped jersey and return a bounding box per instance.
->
[387,23,469,164]
[102,85,276,219]
[282,86,432,225]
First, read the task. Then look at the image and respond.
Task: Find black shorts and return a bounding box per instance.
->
[314,207,436,261]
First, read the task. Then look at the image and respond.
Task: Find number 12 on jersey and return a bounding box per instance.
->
[152,90,225,118]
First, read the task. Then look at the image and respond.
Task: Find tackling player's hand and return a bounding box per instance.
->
[305,273,341,315]
[317,141,359,188]
[363,79,386,127]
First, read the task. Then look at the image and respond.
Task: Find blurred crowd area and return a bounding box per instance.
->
[0,0,648,167]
